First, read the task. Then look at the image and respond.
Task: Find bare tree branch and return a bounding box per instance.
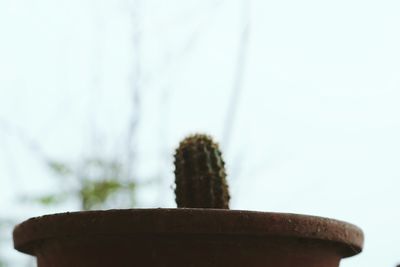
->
[0,118,48,163]
[126,0,143,181]
[222,0,251,154]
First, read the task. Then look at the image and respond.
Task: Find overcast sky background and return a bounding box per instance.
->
[1,0,400,266]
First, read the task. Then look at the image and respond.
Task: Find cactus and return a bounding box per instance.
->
[174,134,230,209]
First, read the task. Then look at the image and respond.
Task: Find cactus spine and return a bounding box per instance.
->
[174,134,230,209]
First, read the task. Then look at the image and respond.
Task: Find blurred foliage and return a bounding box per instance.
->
[79,178,136,210]
[48,161,73,176]
[27,157,137,211]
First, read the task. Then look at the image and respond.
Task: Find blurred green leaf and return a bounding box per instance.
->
[36,157,137,210]
[21,193,69,206]
[47,161,72,176]
[126,181,136,190]
[80,179,132,210]
[37,194,65,205]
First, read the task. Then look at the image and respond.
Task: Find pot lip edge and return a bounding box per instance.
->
[13,208,364,258]
[14,207,363,226]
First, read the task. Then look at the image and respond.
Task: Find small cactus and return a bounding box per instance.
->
[174,134,230,209]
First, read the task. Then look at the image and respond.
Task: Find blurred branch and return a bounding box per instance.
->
[0,118,50,193]
[0,118,48,162]
[222,0,251,153]
[155,83,171,206]
[0,118,140,210]
[21,157,140,210]
[140,0,226,89]
[126,0,142,180]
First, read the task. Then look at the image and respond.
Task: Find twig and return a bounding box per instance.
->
[222,0,251,153]
[126,0,142,182]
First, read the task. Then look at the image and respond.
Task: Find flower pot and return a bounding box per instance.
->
[13,208,363,267]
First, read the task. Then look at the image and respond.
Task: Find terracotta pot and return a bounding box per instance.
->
[13,209,363,267]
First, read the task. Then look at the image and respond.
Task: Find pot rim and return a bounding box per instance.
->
[13,208,363,258]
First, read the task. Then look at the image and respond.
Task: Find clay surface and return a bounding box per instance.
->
[13,209,364,267]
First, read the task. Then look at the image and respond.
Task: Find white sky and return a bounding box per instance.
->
[1,0,400,266]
